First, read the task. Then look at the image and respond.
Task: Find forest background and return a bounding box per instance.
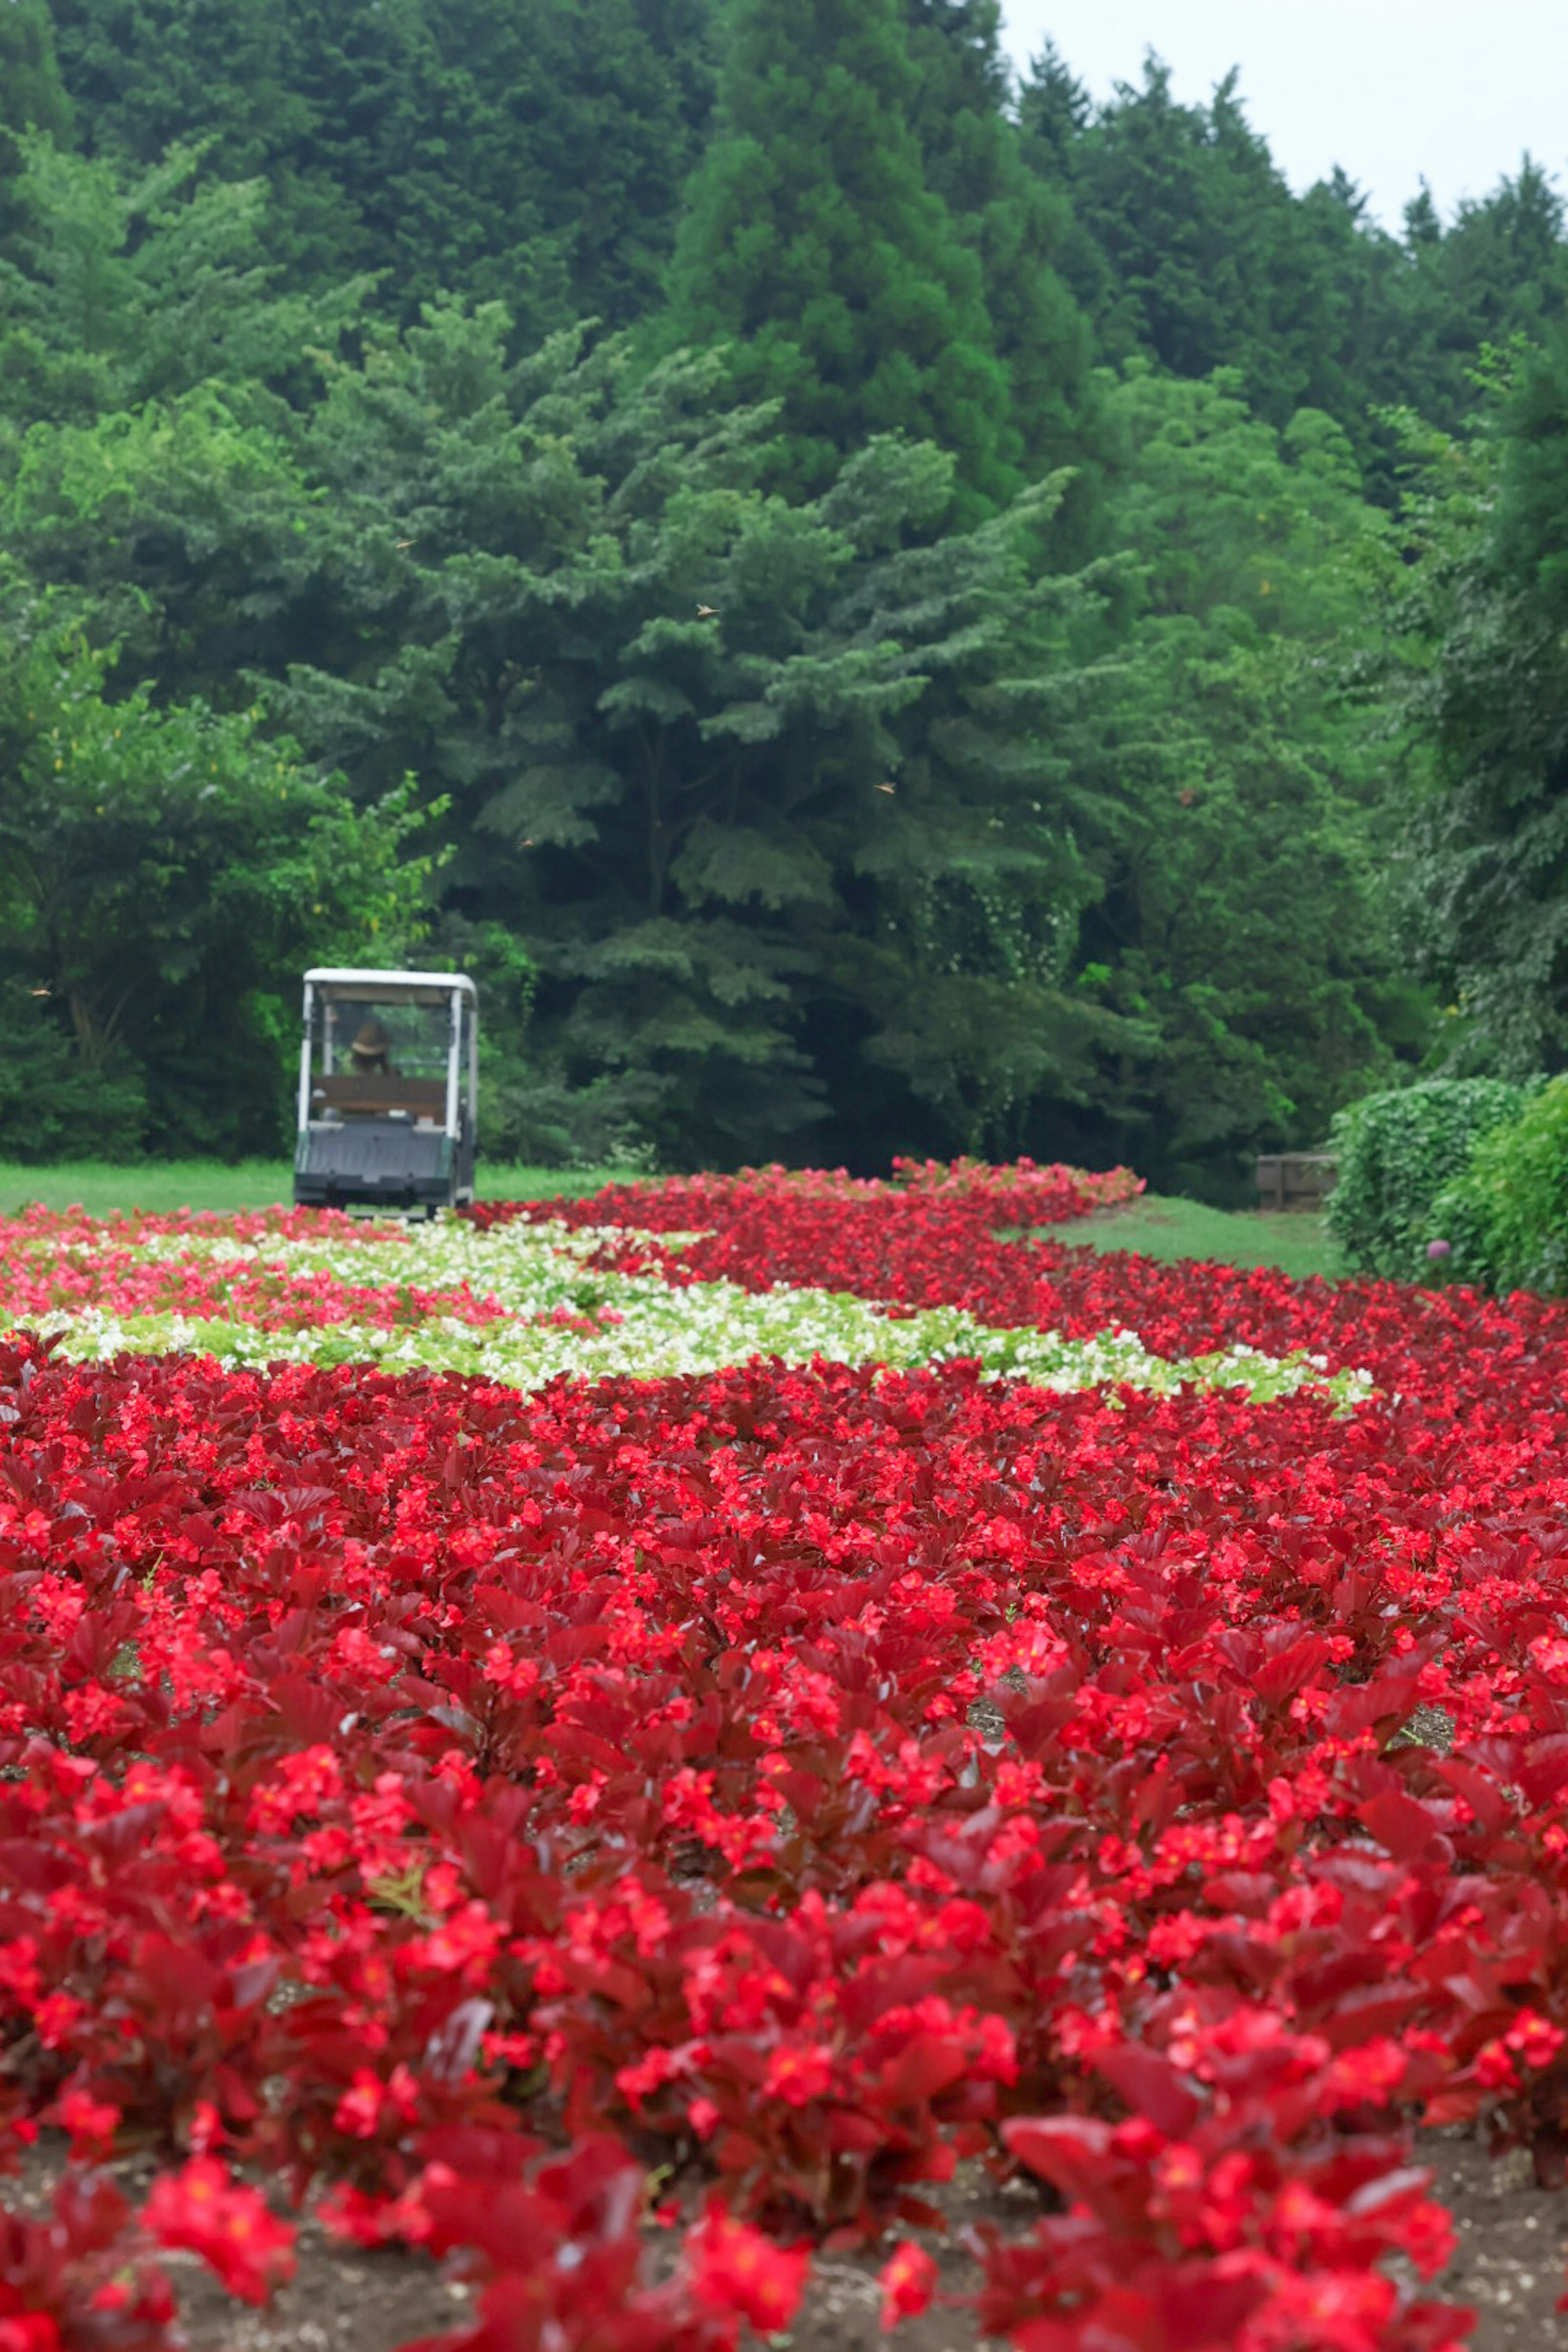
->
[2,0,1566,1199]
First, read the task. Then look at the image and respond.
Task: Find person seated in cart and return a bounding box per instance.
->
[347,1018,398,1078]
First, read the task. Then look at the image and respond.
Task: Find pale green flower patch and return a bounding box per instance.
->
[23,1215,1376,1410]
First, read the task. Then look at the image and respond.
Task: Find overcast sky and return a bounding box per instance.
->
[998,2,1568,229]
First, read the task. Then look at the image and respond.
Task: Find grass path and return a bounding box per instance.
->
[1050,1189,1344,1281]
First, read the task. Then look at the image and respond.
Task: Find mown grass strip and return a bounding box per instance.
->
[1037,1191,1346,1282]
[0,1162,643,1216]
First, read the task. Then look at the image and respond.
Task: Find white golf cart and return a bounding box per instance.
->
[293,968,478,1215]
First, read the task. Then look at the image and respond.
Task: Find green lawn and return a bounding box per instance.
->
[1045,1191,1345,1282]
[0,1162,641,1217]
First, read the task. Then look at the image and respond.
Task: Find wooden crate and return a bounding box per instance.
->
[1255,1152,1338,1212]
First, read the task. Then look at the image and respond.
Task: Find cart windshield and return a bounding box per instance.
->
[319,996,452,1080]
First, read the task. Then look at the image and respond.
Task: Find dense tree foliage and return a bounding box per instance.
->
[1054,371,1420,1190]
[1383,332,1568,1080]
[2,1,1566,1181]
[1018,50,1568,492]
[46,0,716,339]
[0,0,72,259]
[0,575,436,1158]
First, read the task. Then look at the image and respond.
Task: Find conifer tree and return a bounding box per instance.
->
[0,0,73,261]
[0,0,72,150]
[1018,53,1368,438]
[663,0,1017,512]
[899,0,1096,490]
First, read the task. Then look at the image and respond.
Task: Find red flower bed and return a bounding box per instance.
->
[5,1270,1568,2343]
[463,1156,1145,1241]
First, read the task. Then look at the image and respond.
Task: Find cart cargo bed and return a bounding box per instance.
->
[295,1118,454,1210]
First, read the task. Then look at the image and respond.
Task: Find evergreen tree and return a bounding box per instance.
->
[663,0,1017,512]
[899,0,1097,492]
[1025,54,1354,430]
[0,0,73,260]
[1395,160,1568,435]
[1016,37,1090,174]
[1017,46,1568,480]
[0,136,364,693]
[344,0,717,329]
[0,0,72,138]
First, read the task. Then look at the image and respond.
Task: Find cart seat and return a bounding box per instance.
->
[312,1075,449,1119]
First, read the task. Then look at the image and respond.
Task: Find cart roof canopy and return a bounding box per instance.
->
[304,969,477,1004]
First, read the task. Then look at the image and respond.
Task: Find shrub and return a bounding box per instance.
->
[1415,1163,1501,1292]
[1325,1077,1533,1281]
[1428,1076,1568,1296]
[481,1063,660,1172]
[0,989,147,1163]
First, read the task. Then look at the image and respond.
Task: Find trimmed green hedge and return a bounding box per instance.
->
[1325,1078,1534,1282]
[1429,1075,1568,1296]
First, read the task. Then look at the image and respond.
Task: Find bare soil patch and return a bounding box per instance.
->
[7,2127,1562,2348]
